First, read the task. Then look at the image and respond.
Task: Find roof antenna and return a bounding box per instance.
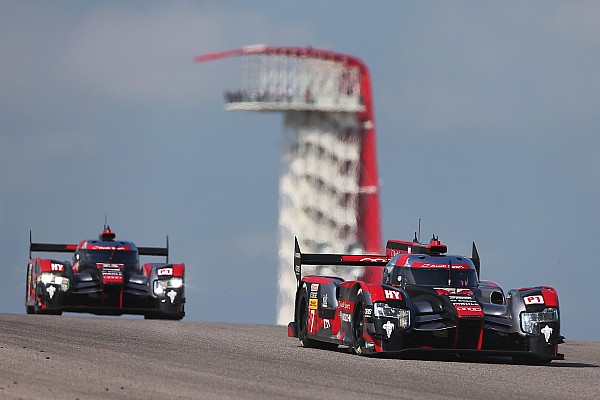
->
[417,218,421,243]
[104,214,108,230]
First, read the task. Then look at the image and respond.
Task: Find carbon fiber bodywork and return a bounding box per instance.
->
[26,228,185,320]
[289,237,563,364]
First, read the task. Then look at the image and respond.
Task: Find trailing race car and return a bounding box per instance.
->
[288,235,564,364]
[26,226,185,320]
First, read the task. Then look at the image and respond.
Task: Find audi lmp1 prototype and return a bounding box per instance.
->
[288,235,563,364]
[26,226,185,319]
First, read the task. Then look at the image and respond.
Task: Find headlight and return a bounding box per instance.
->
[521,308,559,334]
[170,277,183,289]
[373,303,410,329]
[38,273,69,291]
[153,278,183,295]
[153,280,167,295]
[39,273,54,285]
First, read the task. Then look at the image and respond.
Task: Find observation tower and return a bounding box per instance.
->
[195,45,381,324]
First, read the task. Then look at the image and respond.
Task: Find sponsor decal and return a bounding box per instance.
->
[97,263,124,269]
[449,295,482,314]
[384,290,401,300]
[437,288,473,296]
[322,293,328,308]
[541,325,553,343]
[360,257,387,263]
[308,309,317,333]
[310,284,319,292]
[310,291,318,299]
[46,285,56,299]
[448,295,479,306]
[339,300,352,311]
[365,308,372,317]
[50,263,64,272]
[341,312,352,323]
[323,319,331,329]
[309,298,318,310]
[87,245,129,250]
[524,295,544,305]
[455,306,482,313]
[101,266,123,284]
[158,267,173,276]
[413,262,470,269]
[167,290,177,303]
[383,321,394,338]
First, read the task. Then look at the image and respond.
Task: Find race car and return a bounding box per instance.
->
[25,226,185,319]
[288,235,563,364]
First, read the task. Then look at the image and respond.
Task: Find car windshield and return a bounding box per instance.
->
[405,268,478,288]
[80,249,138,265]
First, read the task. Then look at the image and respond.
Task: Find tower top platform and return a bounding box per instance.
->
[196,44,369,114]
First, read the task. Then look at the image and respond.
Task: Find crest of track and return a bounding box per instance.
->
[0,314,598,399]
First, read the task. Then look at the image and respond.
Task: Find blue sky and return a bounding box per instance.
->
[1,1,599,341]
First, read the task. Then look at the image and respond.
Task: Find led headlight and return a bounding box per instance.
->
[153,278,183,295]
[38,273,69,291]
[373,303,410,329]
[39,273,53,285]
[153,280,167,295]
[169,277,183,289]
[520,308,558,334]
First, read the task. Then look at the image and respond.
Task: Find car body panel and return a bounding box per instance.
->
[289,236,563,363]
[25,227,185,319]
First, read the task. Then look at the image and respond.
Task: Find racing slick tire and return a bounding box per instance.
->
[297,287,337,350]
[352,294,367,355]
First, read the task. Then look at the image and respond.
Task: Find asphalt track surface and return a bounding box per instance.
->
[0,314,599,400]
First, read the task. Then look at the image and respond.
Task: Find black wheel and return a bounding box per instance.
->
[297,290,314,347]
[33,294,42,315]
[297,289,338,350]
[26,305,35,314]
[352,295,366,355]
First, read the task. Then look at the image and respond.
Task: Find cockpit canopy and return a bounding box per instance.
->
[384,254,478,288]
[75,240,139,265]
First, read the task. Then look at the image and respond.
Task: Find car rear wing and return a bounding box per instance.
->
[30,231,170,262]
[138,243,169,262]
[293,236,388,286]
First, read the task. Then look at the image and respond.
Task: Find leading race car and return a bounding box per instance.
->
[288,235,564,364]
[26,226,185,319]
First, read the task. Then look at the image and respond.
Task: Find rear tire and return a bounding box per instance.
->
[352,296,366,355]
[297,290,314,347]
[297,287,337,350]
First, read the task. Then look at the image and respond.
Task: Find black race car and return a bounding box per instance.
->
[26,226,185,319]
[288,235,563,364]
